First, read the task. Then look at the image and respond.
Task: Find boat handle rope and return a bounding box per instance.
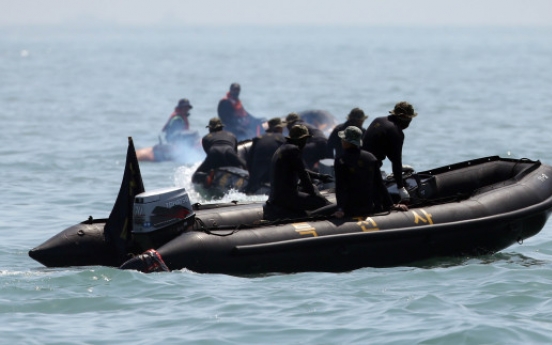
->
[194,217,240,236]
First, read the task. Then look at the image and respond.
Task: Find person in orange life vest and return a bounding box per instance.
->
[217,83,264,141]
[161,98,192,142]
[150,98,197,162]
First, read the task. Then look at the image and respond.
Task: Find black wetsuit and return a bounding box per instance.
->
[326,120,366,158]
[334,146,393,217]
[267,142,329,214]
[244,131,285,194]
[290,120,328,171]
[361,115,406,188]
[195,130,246,173]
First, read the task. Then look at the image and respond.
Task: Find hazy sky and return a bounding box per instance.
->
[2,0,551,27]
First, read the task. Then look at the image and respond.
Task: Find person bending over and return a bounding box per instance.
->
[362,101,418,202]
[193,117,246,180]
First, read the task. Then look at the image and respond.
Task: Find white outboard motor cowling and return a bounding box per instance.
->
[133,187,195,234]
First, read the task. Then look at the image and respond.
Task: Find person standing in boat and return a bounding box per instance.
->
[217,83,264,141]
[285,112,328,172]
[362,101,418,202]
[244,117,286,195]
[326,107,368,159]
[264,124,332,220]
[192,117,247,184]
[332,126,408,218]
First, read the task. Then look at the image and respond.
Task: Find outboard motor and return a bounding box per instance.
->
[132,187,195,252]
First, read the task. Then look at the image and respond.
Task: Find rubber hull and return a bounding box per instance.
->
[148,157,552,273]
[157,197,552,274]
[28,218,119,267]
[29,156,552,273]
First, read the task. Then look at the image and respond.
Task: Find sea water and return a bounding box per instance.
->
[2,25,552,344]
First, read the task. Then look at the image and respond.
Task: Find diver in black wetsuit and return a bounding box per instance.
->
[361,101,418,202]
[285,112,328,172]
[244,117,286,195]
[193,117,246,181]
[264,124,331,220]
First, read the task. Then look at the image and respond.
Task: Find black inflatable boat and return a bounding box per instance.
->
[29,138,552,274]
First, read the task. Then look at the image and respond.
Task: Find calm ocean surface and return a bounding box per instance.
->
[2,25,552,344]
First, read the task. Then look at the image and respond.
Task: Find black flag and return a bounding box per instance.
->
[104,137,145,263]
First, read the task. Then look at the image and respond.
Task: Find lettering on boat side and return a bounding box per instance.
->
[537,173,549,182]
[358,218,379,232]
[293,222,318,237]
[412,209,434,225]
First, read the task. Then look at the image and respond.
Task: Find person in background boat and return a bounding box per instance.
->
[362,101,418,203]
[285,112,328,172]
[143,98,200,162]
[264,124,332,220]
[161,98,192,140]
[326,107,368,159]
[244,117,286,195]
[332,126,408,218]
[192,117,247,183]
[217,83,265,142]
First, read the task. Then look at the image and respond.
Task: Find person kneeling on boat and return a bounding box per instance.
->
[263,124,333,220]
[192,117,247,186]
[331,126,408,218]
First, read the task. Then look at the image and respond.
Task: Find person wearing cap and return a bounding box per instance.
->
[217,83,265,141]
[361,101,418,203]
[326,107,368,159]
[193,117,246,180]
[161,98,193,142]
[244,117,286,195]
[332,126,408,218]
[264,124,332,220]
[285,112,328,171]
[146,98,199,162]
